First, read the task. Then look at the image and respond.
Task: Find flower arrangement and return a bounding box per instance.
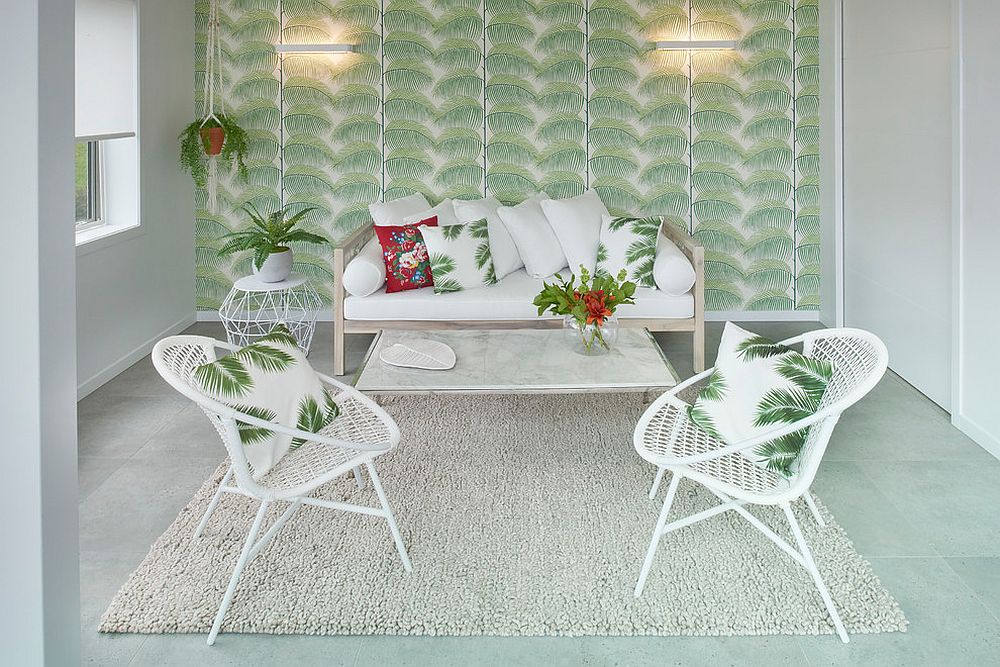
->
[533,266,637,352]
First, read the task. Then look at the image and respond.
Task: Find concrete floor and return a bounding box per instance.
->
[79,322,1000,666]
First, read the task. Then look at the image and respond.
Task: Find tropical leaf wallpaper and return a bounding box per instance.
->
[194,0,820,312]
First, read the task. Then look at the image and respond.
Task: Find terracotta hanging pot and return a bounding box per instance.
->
[200,126,225,156]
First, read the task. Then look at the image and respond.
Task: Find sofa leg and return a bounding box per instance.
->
[693,326,705,373]
[334,326,346,376]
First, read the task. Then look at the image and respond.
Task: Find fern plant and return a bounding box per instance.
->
[218,203,327,270]
[178,113,250,188]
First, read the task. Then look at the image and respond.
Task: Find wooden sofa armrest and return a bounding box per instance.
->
[333,221,374,269]
[658,219,701,262]
[659,219,705,373]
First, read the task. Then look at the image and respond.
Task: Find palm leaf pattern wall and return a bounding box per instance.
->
[194,0,819,313]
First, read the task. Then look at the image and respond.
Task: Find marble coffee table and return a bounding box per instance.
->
[353,328,678,395]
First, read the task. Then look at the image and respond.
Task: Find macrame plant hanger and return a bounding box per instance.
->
[201,0,225,213]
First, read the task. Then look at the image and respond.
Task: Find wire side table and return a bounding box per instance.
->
[218,274,322,354]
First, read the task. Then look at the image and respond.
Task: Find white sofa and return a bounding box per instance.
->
[332,220,705,376]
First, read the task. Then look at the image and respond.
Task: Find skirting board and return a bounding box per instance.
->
[197,310,821,323]
[77,312,197,399]
[953,414,1000,463]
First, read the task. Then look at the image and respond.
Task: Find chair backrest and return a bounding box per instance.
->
[151,334,266,497]
[779,328,888,498]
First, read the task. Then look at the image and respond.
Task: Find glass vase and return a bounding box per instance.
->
[562,315,619,355]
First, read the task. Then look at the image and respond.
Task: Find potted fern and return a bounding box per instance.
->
[219,203,328,283]
[178,113,249,190]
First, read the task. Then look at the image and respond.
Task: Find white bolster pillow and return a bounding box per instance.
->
[342,236,385,297]
[653,236,697,296]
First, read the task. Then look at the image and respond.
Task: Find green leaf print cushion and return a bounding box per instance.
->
[595,214,662,288]
[420,219,497,294]
[194,324,340,480]
[687,322,834,477]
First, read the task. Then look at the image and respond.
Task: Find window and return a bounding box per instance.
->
[75,0,137,246]
[75,141,102,228]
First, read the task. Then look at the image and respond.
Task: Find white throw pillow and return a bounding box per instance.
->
[597,214,661,288]
[403,198,460,228]
[653,234,697,296]
[342,236,385,297]
[194,325,341,480]
[687,322,834,477]
[421,220,496,293]
[454,196,523,280]
[496,193,568,279]
[369,193,431,227]
[539,189,608,276]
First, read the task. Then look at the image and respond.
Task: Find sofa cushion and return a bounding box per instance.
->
[497,193,567,279]
[344,269,694,321]
[342,236,385,297]
[540,189,608,276]
[373,217,438,293]
[597,214,660,287]
[421,219,496,293]
[369,193,430,226]
[653,233,697,296]
[403,198,460,227]
[453,196,522,280]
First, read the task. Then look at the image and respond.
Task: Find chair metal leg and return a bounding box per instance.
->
[803,491,826,527]
[782,504,849,643]
[207,500,270,646]
[246,500,301,563]
[195,466,233,540]
[365,461,412,572]
[352,465,365,490]
[648,467,666,500]
[634,473,681,597]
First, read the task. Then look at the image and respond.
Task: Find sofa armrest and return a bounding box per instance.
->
[334,222,374,268]
[659,219,705,372]
[658,219,701,263]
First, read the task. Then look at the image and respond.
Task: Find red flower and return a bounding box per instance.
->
[583,290,613,326]
[401,239,416,252]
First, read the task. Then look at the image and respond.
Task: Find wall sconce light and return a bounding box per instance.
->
[653,40,738,51]
[275,43,355,55]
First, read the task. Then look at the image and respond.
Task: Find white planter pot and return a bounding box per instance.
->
[254,248,293,283]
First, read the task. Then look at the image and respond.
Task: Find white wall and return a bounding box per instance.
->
[953,0,1000,453]
[842,0,953,409]
[76,0,195,396]
[819,0,844,327]
[0,0,80,663]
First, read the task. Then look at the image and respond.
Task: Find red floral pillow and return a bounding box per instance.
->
[374,216,438,293]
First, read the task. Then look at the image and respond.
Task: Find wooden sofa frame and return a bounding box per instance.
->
[332,221,705,377]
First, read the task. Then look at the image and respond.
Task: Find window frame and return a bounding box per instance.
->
[75,139,104,231]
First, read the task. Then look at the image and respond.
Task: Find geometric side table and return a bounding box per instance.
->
[218,273,322,354]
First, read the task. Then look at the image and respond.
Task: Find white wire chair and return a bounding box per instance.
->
[632,328,888,643]
[151,335,412,646]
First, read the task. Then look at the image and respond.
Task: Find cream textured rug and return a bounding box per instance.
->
[101,393,906,637]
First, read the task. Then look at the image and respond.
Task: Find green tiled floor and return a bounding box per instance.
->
[79,322,1000,666]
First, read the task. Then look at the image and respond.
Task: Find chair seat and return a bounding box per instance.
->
[636,401,789,498]
[256,395,393,493]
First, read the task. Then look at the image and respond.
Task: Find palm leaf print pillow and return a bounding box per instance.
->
[194,324,340,479]
[420,219,497,294]
[595,214,662,287]
[686,322,834,476]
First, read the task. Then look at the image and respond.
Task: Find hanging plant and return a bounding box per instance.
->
[179,0,247,211]
[178,113,249,189]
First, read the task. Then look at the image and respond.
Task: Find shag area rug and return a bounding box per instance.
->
[101,393,906,637]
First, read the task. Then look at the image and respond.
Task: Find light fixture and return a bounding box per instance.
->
[275,43,354,54]
[653,39,738,51]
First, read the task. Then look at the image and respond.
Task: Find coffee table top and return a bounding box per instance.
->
[353,329,678,394]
